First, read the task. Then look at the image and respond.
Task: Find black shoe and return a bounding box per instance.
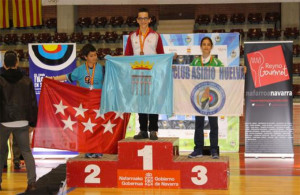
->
[188,150,203,158]
[25,182,36,192]
[14,163,21,170]
[149,131,158,140]
[94,153,103,158]
[211,152,219,159]
[133,131,149,139]
[85,153,97,158]
[3,164,7,169]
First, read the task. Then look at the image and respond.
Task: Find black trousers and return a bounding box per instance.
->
[0,125,36,185]
[4,135,21,165]
[139,113,158,132]
[194,116,218,152]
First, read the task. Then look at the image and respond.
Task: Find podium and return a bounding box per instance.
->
[67,137,229,189]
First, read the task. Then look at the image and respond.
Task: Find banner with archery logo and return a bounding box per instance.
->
[29,43,76,100]
[173,66,245,116]
[101,54,174,115]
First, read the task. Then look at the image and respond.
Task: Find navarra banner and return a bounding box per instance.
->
[244,41,293,158]
[33,78,130,153]
[101,54,174,115]
[29,43,76,100]
[173,66,245,116]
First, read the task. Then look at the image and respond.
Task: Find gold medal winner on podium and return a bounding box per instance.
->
[125,8,164,140]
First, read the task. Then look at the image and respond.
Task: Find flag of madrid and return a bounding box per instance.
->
[33,78,130,153]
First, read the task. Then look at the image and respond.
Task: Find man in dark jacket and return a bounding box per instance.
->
[0,51,37,192]
[0,66,23,170]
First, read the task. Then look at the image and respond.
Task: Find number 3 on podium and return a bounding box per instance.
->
[191,165,208,185]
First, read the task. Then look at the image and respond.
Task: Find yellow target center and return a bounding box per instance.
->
[43,45,59,52]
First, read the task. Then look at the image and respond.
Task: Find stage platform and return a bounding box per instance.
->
[67,137,229,189]
[1,146,300,194]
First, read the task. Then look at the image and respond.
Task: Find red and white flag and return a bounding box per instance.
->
[33,78,130,153]
[12,0,42,28]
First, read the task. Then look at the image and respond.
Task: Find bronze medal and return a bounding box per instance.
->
[85,63,96,88]
[139,28,150,56]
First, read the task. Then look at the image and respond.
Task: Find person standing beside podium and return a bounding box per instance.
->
[0,51,37,192]
[0,66,23,170]
[125,8,164,140]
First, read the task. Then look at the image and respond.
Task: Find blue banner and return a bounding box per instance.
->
[29,43,77,100]
[101,54,174,115]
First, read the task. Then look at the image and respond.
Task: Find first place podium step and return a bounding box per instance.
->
[67,137,229,189]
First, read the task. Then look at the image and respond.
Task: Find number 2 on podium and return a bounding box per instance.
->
[85,164,101,184]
